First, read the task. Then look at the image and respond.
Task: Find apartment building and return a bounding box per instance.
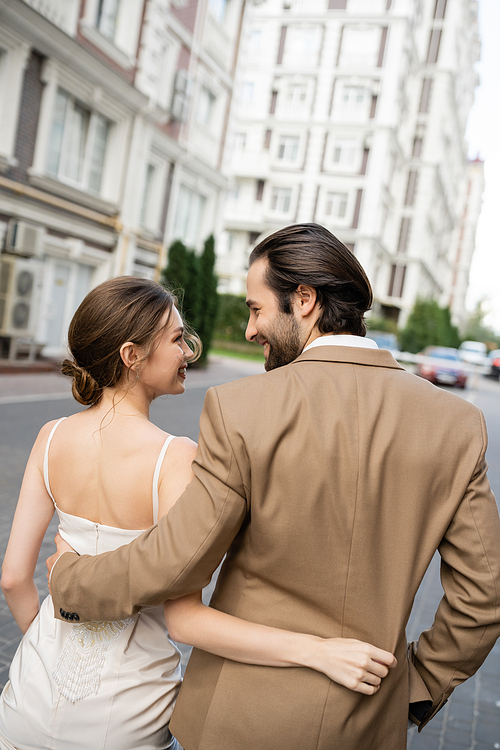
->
[0,0,244,357]
[218,0,481,328]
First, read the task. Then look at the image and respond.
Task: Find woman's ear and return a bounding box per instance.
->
[120,341,140,370]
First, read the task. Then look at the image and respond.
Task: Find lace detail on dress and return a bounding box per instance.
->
[53,619,135,703]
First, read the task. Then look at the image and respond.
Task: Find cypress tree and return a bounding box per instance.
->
[196,234,219,364]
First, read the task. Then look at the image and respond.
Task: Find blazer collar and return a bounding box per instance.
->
[292,344,405,371]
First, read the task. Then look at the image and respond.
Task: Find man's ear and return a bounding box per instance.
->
[120,341,140,370]
[294,285,317,319]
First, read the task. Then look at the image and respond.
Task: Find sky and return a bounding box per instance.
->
[464,0,500,334]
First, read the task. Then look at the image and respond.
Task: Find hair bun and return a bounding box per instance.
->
[61,359,102,406]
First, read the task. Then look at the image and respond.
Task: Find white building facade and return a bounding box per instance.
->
[0,0,244,357]
[218,0,482,328]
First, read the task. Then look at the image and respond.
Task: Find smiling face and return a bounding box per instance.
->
[245,258,304,371]
[138,307,193,398]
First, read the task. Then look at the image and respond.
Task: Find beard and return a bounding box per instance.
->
[261,312,303,371]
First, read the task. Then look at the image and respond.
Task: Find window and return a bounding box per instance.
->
[197,86,216,126]
[433,0,447,19]
[140,163,157,228]
[325,191,348,218]
[249,30,262,56]
[277,26,287,65]
[332,139,358,167]
[329,0,347,8]
[388,264,406,297]
[412,136,423,158]
[241,82,254,104]
[173,185,206,247]
[397,217,411,253]
[208,0,227,24]
[419,78,433,113]
[139,161,166,231]
[96,0,120,41]
[286,83,308,105]
[264,129,272,149]
[339,26,382,68]
[426,30,442,64]
[283,26,321,66]
[270,187,292,213]
[342,85,370,109]
[278,135,299,162]
[269,90,278,114]
[256,179,265,201]
[47,89,110,194]
[234,133,247,150]
[404,171,418,206]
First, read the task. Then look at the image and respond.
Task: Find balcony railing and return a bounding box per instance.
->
[347,0,388,13]
[22,0,79,35]
[338,53,379,68]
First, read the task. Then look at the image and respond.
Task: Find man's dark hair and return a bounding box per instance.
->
[249,223,373,336]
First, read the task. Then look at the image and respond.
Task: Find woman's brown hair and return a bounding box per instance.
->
[61,276,201,405]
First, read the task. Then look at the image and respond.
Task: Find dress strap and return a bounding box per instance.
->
[43,417,67,506]
[152,435,176,524]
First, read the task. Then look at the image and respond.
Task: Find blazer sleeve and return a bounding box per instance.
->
[410,411,500,730]
[50,387,248,623]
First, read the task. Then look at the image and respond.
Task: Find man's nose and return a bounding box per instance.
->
[245,318,257,342]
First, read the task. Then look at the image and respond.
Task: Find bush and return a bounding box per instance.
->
[399,298,460,353]
[214,294,249,343]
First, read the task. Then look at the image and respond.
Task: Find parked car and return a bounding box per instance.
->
[458,340,488,367]
[487,349,500,380]
[417,346,467,388]
[367,330,400,356]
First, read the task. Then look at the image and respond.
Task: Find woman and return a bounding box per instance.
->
[0,277,395,750]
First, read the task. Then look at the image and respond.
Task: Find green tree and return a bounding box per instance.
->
[161,236,219,365]
[214,294,249,342]
[160,239,189,306]
[196,234,219,364]
[462,300,500,347]
[366,316,399,335]
[399,298,459,353]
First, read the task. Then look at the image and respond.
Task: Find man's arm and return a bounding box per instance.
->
[410,412,500,730]
[50,387,248,622]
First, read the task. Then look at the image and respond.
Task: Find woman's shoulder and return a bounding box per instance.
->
[33,418,67,447]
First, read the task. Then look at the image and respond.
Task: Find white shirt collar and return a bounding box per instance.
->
[302,334,378,353]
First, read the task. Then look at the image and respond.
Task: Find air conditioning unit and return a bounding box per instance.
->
[170,70,191,122]
[5,220,44,257]
[0,255,40,337]
[174,69,190,95]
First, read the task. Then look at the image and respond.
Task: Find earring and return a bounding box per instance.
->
[135,368,140,381]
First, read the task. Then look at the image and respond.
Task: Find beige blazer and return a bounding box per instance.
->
[51,347,500,750]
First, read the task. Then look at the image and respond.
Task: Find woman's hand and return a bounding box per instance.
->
[308,637,397,695]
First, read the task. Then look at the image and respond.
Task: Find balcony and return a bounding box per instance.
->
[22,0,80,35]
[203,12,233,71]
[338,53,379,69]
[347,0,388,14]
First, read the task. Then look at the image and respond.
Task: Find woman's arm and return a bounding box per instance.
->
[159,439,396,695]
[164,593,396,695]
[1,422,57,633]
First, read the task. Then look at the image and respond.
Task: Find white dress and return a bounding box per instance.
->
[0,419,182,750]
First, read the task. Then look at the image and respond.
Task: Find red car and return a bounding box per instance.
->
[487,349,500,380]
[417,346,467,388]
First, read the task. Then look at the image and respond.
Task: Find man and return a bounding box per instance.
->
[49,224,500,749]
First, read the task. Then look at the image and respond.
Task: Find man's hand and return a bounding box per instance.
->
[46,533,77,593]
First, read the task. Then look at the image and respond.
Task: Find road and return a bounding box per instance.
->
[0,360,499,749]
